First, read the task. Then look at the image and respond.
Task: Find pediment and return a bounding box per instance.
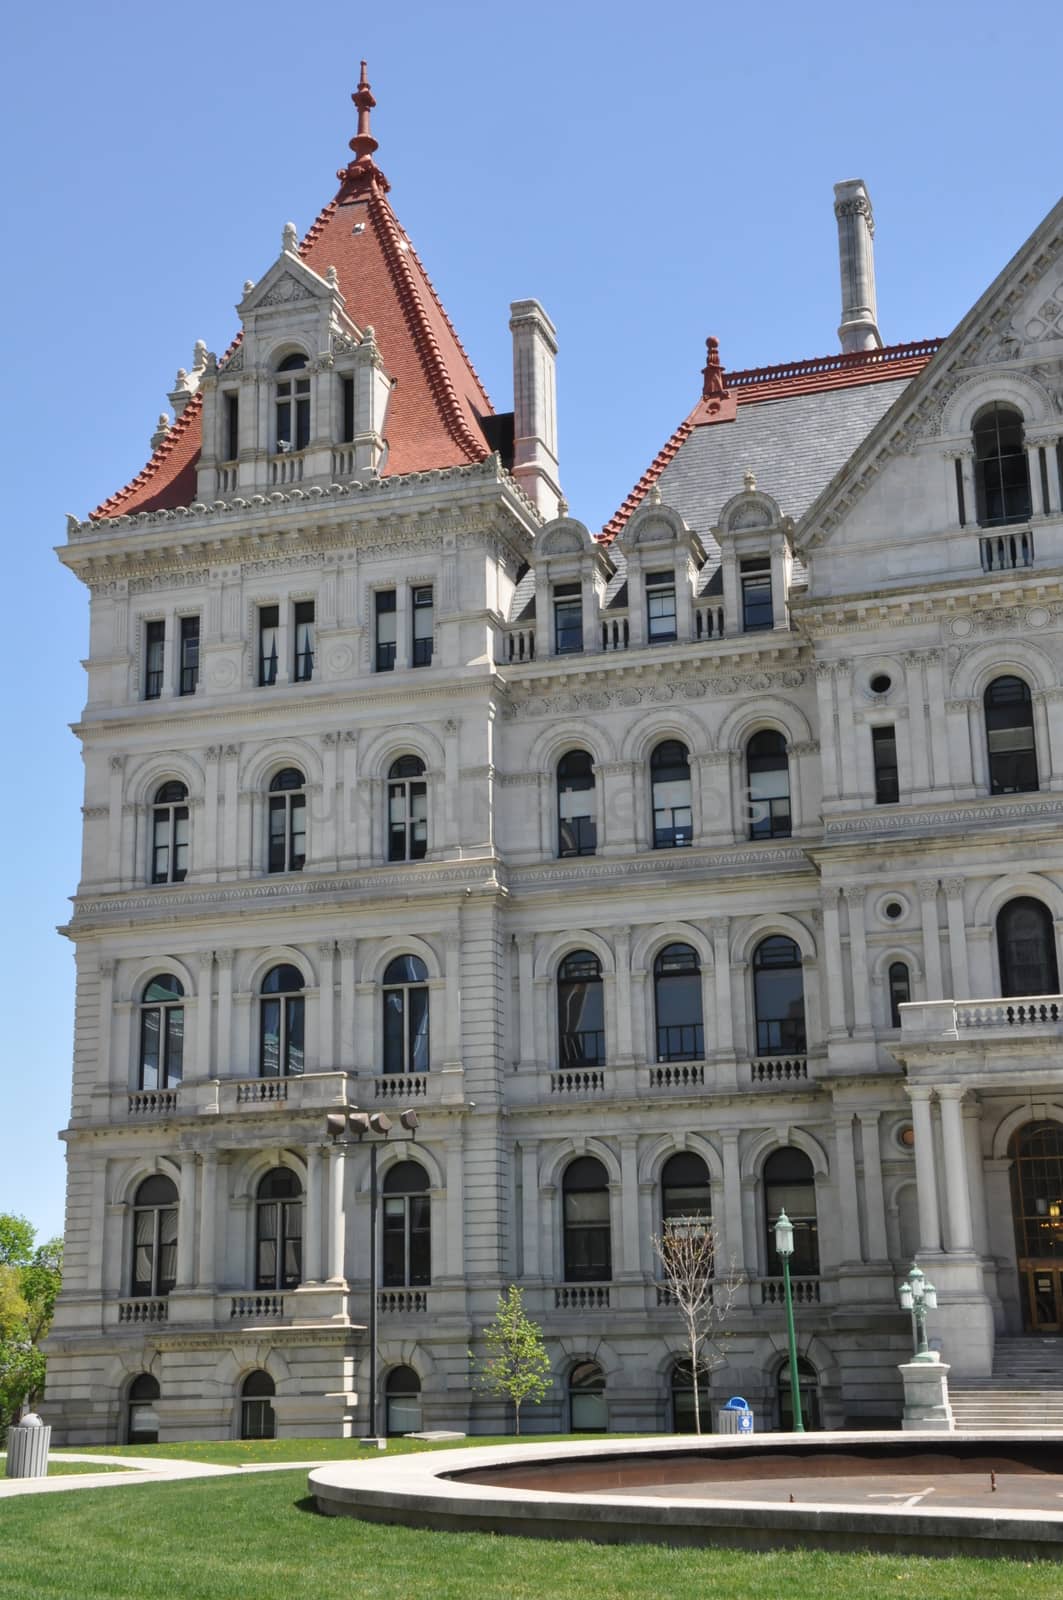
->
[797,194,1063,552]
[238,231,341,317]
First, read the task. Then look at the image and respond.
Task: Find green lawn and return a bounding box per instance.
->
[1,1457,127,1477]
[0,1468,1058,1600]
[54,1432,612,1467]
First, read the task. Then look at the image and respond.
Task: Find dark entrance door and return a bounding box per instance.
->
[1010,1121,1063,1333]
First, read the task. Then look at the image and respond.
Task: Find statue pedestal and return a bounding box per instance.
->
[899,1356,954,1431]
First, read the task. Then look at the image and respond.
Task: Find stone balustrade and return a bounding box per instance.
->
[900,995,1063,1038]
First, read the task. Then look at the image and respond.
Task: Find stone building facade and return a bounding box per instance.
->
[43,72,1063,1442]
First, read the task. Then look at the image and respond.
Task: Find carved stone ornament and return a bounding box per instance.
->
[220,347,244,374]
[258,274,316,308]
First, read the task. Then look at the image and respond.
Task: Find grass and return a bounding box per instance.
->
[0,1457,127,1477]
[0,1469,1058,1600]
[54,1432,612,1467]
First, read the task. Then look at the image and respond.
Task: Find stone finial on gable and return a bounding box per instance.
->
[282,221,299,255]
[150,412,172,451]
[743,468,757,492]
[326,265,339,289]
[192,340,208,373]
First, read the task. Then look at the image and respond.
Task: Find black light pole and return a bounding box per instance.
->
[326,1107,419,1444]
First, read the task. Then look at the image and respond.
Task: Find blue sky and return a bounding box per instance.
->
[4,0,1061,1242]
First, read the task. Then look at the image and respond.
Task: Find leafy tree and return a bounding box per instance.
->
[652,1219,742,1435]
[470,1285,551,1435]
[0,1217,62,1438]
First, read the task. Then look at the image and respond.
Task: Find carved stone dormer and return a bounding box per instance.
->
[713,474,795,637]
[196,222,393,499]
[614,499,705,649]
[531,516,613,658]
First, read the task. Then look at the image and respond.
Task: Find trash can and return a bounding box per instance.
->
[5,1413,51,1479]
[716,1396,754,1435]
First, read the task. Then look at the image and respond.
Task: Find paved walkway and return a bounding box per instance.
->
[0,1452,328,1498]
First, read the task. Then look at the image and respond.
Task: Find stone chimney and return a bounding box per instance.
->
[509,299,562,519]
[834,180,882,353]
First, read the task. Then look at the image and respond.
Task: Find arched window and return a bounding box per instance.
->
[385,1366,421,1436]
[752,937,806,1056]
[764,1148,819,1276]
[654,944,704,1061]
[984,677,1038,794]
[151,782,189,884]
[557,951,604,1066]
[661,1152,712,1232]
[557,751,596,857]
[382,1161,431,1287]
[139,975,185,1091]
[746,731,791,840]
[127,1373,160,1444]
[131,1176,178,1298]
[997,898,1059,998]
[562,1156,611,1282]
[260,964,305,1078]
[275,352,310,452]
[651,741,692,849]
[240,1370,276,1441]
[888,961,911,1029]
[268,768,306,873]
[974,403,1031,527]
[383,956,430,1074]
[388,756,428,863]
[255,1168,302,1290]
[777,1355,820,1431]
[568,1361,607,1431]
[1009,1123,1063,1332]
[671,1358,711,1434]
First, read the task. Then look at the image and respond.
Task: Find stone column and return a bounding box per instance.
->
[963,1099,989,1258]
[317,942,336,1070]
[814,663,840,801]
[520,1141,540,1278]
[198,1151,218,1290]
[721,1131,745,1273]
[337,941,356,1069]
[843,886,872,1030]
[938,1085,974,1254]
[919,881,945,999]
[176,1156,198,1288]
[326,1144,347,1284]
[619,1135,640,1275]
[944,879,971,1000]
[215,950,234,1076]
[859,1112,889,1261]
[821,888,848,1033]
[833,1114,863,1264]
[202,746,222,877]
[834,662,856,800]
[515,936,536,1067]
[613,928,633,1062]
[97,959,116,1090]
[710,919,734,1056]
[903,653,931,794]
[445,1141,465,1279]
[907,1086,942,1253]
[196,952,214,1078]
[303,1143,325,1283]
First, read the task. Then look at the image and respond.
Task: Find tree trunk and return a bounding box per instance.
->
[514,1399,521,1436]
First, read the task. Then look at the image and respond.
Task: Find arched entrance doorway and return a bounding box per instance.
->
[1010,1121,1063,1331]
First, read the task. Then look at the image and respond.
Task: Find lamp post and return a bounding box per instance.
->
[774,1208,805,1433]
[898,1263,939,1361]
[326,1106,420,1442]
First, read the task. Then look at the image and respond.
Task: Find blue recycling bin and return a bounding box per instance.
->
[716,1396,754,1434]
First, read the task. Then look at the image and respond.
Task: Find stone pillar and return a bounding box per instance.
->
[721,1131,745,1274]
[520,1141,540,1279]
[821,889,848,1033]
[919,881,945,1000]
[97,959,116,1090]
[198,1151,218,1290]
[196,952,214,1078]
[613,928,633,1062]
[303,1143,324,1284]
[516,936,536,1067]
[176,1156,197,1288]
[963,1099,989,1258]
[326,1145,347,1284]
[619,1135,640,1276]
[710,919,734,1056]
[445,1141,465,1280]
[317,942,335,1070]
[215,950,234,1076]
[833,180,882,352]
[944,879,971,1000]
[843,886,872,1030]
[939,1086,974,1254]
[907,1086,942,1253]
[833,1114,863,1264]
[859,1112,889,1261]
[338,941,356,1069]
[903,653,931,796]
[814,663,839,801]
[509,299,562,519]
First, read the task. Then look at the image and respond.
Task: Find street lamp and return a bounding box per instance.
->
[773,1208,805,1433]
[326,1106,420,1441]
[898,1263,939,1361]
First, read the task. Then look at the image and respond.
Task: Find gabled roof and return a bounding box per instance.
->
[92,65,494,521]
[602,339,942,543]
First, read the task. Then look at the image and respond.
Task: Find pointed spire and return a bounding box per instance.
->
[337,61,390,198]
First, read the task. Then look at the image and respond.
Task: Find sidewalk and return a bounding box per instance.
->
[0,1453,327,1498]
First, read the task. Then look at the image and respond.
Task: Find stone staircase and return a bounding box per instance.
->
[950,1337,1063,1430]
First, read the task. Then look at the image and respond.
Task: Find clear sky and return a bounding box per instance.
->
[3,0,1060,1243]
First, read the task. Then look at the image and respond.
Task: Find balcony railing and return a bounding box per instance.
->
[554,1284,611,1311]
[759,1276,820,1307]
[230,1294,285,1320]
[502,625,535,664]
[269,450,305,485]
[118,1298,168,1325]
[900,995,1063,1038]
[377,1289,429,1315]
[980,529,1033,572]
[694,602,725,640]
[128,1089,180,1117]
[550,1068,606,1096]
[374,1074,429,1101]
[649,1061,705,1091]
[750,1056,808,1084]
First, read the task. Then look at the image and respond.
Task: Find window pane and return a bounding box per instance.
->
[158,1209,178,1291]
[140,1010,160,1090]
[164,1008,184,1087]
[408,987,430,1072]
[384,990,405,1072]
[173,810,189,879]
[285,997,305,1077]
[290,796,306,870]
[261,998,281,1077]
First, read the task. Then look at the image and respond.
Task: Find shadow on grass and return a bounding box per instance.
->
[293,1494,328,1516]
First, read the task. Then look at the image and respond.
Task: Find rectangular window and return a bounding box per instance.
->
[179,616,199,696]
[376,590,397,672]
[276,376,310,451]
[341,376,355,444]
[293,601,314,682]
[872,725,899,804]
[144,620,164,700]
[224,392,239,462]
[259,606,279,686]
[554,582,583,654]
[646,570,677,641]
[741,559,774,631]
[412,586,434,667]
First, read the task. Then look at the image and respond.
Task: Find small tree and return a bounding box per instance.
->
[470,1286,551,1435]
[652,1219,742,1435]
[0,1217,63,1440]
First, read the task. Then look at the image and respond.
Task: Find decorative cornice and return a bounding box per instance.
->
[825,795,1063,837]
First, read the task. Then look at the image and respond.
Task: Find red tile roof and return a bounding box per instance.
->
[601,338,944,541]
[91,69,493,521]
